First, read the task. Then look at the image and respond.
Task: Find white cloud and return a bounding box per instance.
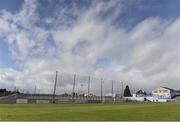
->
[0,0,179,93]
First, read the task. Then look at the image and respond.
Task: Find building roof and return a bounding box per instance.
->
[136,90,147,95]
[176,90,180,93]
[161,86,175,91]
[152,86,176,92]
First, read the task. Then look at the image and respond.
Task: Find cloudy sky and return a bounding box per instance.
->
[0,0,180,94]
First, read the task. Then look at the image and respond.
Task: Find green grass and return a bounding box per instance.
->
[0,103,180,121]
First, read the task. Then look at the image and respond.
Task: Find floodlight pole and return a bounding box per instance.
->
[53,71,58,103]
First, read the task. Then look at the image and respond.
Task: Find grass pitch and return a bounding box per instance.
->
[0,103,180,121]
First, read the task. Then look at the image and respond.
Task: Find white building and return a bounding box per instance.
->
[124,87,177,102]
[151,86,176,99]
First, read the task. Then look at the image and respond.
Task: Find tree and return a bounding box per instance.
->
[0,89,6,93]
[123,85,132,97]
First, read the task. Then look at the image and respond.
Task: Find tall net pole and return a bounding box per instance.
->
[72,74,76,102]
[53,71,58,103]
[101,79,103,103]
[88,76,90,100]
[112,80,114,103]
[121,81,124,97]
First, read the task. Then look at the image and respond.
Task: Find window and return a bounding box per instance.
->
[163,90,168,93]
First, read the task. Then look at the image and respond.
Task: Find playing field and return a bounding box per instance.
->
[0,103,180,121]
